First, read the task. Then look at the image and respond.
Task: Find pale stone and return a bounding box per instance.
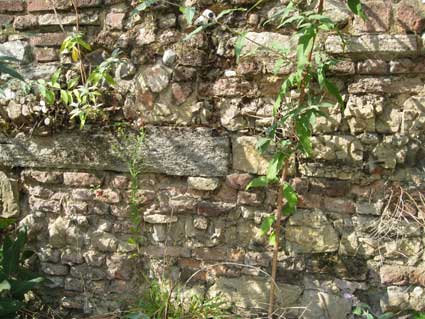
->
[285,209,340,253]
[301,289,352,319]
[38,13,98,26]
[208,276,302,309]
[193,216,208,230]
[0,40,31,64]
[232,136,270,175]
[326,34,417,57]
[144,214,178,224]
[91,231,118,252]
[344,95,384,134]
[402,96,425,135]
[48,216,70,248]
[187,177,220,191]
[138,65,170,93]
[0,171,19,218]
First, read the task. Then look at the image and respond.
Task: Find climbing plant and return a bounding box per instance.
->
[133,0,366,316]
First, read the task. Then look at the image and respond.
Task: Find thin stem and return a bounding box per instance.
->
[268,159,289,319]
[268,1,325,317]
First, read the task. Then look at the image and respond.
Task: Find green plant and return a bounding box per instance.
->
[352,303,394,319]
[36,32,121,129]
[135,0,366,316]
[0,229,43,318]
[0,57,24,81]
[414,313,425,319]
[125,278,232,319]
[112,123,145,252]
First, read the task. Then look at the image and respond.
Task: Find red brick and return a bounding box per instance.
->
[63,172,103,187]
[396,1,425,34]
[225,173,252,190]
[357,59,388,75]
[24,170,63,184]
[323,197,355,214]
[0,14,13,26]
[14,15,38,30]
[30,33,67,47]
[192,247,244,262]
[34,47,58,62]
[28,0,100,11]
[0,0,24,12]
[105,12,125,30]
[353,1,392,33]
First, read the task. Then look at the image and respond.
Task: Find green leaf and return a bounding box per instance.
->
[246,176,268,190]
[256,137,271,154]
[266,152,285,181]
[51,68,61,85]
[378,313,394,319]
[295,117,312,156]
[180,6,196,26]
[235,32,247,63]
[282,182,297,215]
[0,280,10,293]
[0,299,23,317]
[268,232,276,246]
[260,215,275,236]
[0,63,24,81]
[10,277,43,298]
[216,8,247,20]
[131,0,159,16]
[183,24,212,41]
[324,79,344,106]
[60,89,69,105]
[347,0,367,20]
[352,306,362,315]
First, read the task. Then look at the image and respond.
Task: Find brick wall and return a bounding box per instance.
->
[1,0,425,318]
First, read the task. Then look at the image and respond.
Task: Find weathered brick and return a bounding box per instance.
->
[110,175,130,189]
[0,14,13,26]
[322,197,355,214]
[326,34,418,58]
[192,247,244,262]
[94,189,120,204]
[396,1,425,33]
[237,191,264,206]
[30,33,67,47]
[28,0,100,11]
[14,15,38,30]
[41,262,69,276]
[63,172,103,187]
[105,12,125,30]
[144,246,191,258]
[225,173,252,190]
[381,265,425,286]
[34,47,58,62]
[357,59,388,75]
[24,170,63,184]
[353,1,392,33]
[0,0,24,12]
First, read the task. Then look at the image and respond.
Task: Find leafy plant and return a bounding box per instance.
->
[0,229,43,318]
[125,278,232,319]
[0,57,24,81]
[352,303,394,319]
[414,313,425,319]
[35,32,121,129]
[112,124,145,252]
